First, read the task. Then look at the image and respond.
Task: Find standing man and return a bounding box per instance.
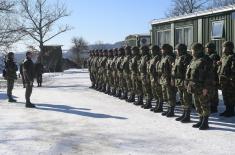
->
[186,43,212,130]
[205,42,220,113]
[23,51,35,108]
[5,52,18,102]
[35,62,44,87]
[217,41,235,117]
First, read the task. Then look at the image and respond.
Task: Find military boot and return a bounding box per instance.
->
[8,98,17,103]
[199,116,209,130]
[162,107,170,116]
[26,103,36,108]
[181,109,191,123]
[120,91,128,100]
[192,116,203,128]
[115,90,121,98]
[143,98,152,109]
[134,96,143,106]
[166,106,175,117]
[175,110,186,121]
[127,94,135,102]
[153,102,163,113]
[105,87,110,94]
[110,88,116,96]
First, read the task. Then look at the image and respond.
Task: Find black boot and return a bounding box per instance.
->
[166,106,175,117]
[120,92,128,100]
[127,94,135,102]
[211,105,218,113]
[153,102,163,113]
[199,116,209,130]
[181,109,191,123]
[143,99,152,109]
[26,103,36,108]
[8,98,17,103]
[192,116,203,128]
[104,87,110,94]
[110,89,116,96]
[175,110,185,121]
[162,107,170,116]
[134,96,143,106]
[115,90,121,98]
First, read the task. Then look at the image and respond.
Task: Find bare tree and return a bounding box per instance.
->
[166,0,208,17]
[0,0,24,53]
[209,0,235,7]
[70,37,89,67]
[19,0,71,57]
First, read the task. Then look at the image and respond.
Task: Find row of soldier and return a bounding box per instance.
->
[87,41,235,130]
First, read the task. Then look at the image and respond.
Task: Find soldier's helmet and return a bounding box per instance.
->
[103,49,108,56]
[162,44,173,52]
[125,46,132,55]
[191,43,204,58]
[132,46,139,55]
[140,45,149,56]
[7,52,14,59]
[223,41,234,50]
[205,42,216,51]
[118,47,125,56]
[99,49,103,56]
[150,45,160,56]
[175,43,187,56]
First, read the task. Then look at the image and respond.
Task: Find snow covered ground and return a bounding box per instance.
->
[0,69,235,155]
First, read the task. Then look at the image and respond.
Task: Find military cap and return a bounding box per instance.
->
[223,41,234,50]
[132,46,139,51]
[151,45,160,52]
[162,44,173,52]
[119,47,125,52]
[205,42,216,51]
[191,43,204,55]
[7,52,14,57]
[175,44,187,52]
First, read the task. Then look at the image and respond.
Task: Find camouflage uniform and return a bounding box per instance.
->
[105,49,114,94]
[186,43,213,130]
[172,44,192,122]
[205,42,220,113]
[218,41,235,117]
[88,51,95,88]
[159,44,176,117]
[148,46,164,112]
[110,48,119,96]
[139,46,152,109]
[115,48,125,97]
[120,46,132,100]
[5,52,18,102]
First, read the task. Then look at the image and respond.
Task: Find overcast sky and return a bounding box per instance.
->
[16,0,172,52]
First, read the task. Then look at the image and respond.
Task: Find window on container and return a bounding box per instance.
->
[175,28,183,45]
[211,20,224,39]
[164,30,171,44]
[184,27,193,47]
[157,31,163,47]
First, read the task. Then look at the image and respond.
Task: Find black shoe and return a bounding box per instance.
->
[127,95,135,103]
[199,116,209,130]
[153,102,163,113]
[181,109,191,123]
[26,103,36,108]
[134,96,143,106]
[176,101,181,105]
[176,110,185,121]
[211,106,218,113]
[162,107,170,116]
[192,117,203,128]
[8,98,17,102]
[166,107,175,117]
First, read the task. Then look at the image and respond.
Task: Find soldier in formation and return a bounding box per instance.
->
[88,41,235,130]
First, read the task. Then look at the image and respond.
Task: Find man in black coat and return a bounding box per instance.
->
[23,51,35,108]
[35,62,44,87]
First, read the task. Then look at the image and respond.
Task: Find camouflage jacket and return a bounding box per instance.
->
[5,59,18,80]
[121,55,131,74]
[147,55,161,78]
[129,56,140,74]
[159,54,175,85]
[139,55,150,75]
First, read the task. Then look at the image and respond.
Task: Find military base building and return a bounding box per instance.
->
[151,5,235,56]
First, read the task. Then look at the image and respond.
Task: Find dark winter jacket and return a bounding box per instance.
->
[23,58,35,83]
[5,59,18,80]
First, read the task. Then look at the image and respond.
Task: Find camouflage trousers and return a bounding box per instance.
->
[209,85,219,107]
[124,72,132,94]
[133,74,143,96]
[150,75,163,103]
[141,73,152,100]
[7,79,14,99]
[112,71,118,89]
[107,71,113,88]
[161,84,176,107]
[117,71,125,91]
[193,89,210,117]
[177,86,192,110]
[221,81,235,106]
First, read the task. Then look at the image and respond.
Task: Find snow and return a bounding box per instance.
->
[0,69,235,155]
